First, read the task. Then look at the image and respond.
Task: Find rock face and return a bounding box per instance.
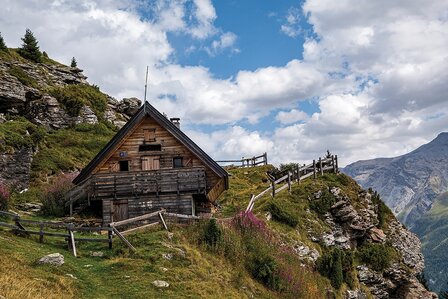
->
[0,146,34,190]
[310,186,435,299]
[0,53,143,189]
[38,253,64,266]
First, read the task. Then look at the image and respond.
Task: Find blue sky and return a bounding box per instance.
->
[0,0,447,165]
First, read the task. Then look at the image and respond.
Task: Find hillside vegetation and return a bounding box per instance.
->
[1,165,431,298]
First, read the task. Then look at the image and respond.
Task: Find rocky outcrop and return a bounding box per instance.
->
[38,253,64,266]
[0,146,34,190]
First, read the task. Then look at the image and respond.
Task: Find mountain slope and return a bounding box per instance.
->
[343,132,448,227]
[413,192,448,293]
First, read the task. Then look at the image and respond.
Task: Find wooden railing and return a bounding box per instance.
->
[246,155,339,212]
[0,210,113,257]
[216,152,268,168]
[66,167,207,215]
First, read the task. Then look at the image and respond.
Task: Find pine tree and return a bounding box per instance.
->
[18,29,42,62]
[70,57,77,68]
[0,32,7,50]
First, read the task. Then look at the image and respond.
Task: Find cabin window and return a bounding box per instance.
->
[139,144,161,151]
[173,157,183,168]
[144,128,156,142]
[142,156,160,170]
[119,160,130,171]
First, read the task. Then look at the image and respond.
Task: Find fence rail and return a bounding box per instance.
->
[246,154,339,212]
[216,152,268,168]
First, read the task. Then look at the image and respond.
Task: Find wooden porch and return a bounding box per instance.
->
[88,166,207,199]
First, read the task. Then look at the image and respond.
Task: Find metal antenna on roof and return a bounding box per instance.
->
[143,65,149,112]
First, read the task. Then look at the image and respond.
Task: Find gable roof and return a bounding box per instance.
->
[73,101,228,185]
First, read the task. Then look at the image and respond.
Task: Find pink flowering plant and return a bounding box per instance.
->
[41,172,76,216]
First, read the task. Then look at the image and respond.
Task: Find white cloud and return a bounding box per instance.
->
[281,7,302,38]
[1,0,448,167]
[276,109,309,125]
[205,31,239,56]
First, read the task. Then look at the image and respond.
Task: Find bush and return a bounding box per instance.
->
[357,243,396,271]
[249,251,280,289]
[0,183,10,211]
[309,190,337,215]
[267,201,299,227]
[371,191,393,228]
[0,32,7,51]
[203,218,222,249]
[317,248,344,289]
[40,173,75,216]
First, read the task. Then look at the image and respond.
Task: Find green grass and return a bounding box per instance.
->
[0,117,46,150]
[48,84,109,118]
[0,224,275,299]
[31,123,116,180]
[7,65,39,88]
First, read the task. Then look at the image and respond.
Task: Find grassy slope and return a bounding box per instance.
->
[0,166,394,298]
[0,226,274,299]
[413,192,448,293]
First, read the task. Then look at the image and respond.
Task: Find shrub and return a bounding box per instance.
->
[0,32,7,51]
[371,191,393,228]
[267,201,299,227]
[357,243,396,271]
[317,248,352,289]
[249,251,280,290]
[0,183,10,211]
[309,190,337,215]
[40,173,75,216]
[18,29,42,62]
[203,218,222,249]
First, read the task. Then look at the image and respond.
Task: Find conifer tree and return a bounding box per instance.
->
[70,57,77,68]
[18,29,42,62]
[0,32,7,50]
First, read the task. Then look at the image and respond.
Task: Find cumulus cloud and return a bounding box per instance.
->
[1,0,447,166]
[205,31,239,56]
[281,7,302,38]
[276,109,309,125]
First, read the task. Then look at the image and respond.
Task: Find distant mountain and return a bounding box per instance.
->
[344,133,448,293]
[343,132,448,228]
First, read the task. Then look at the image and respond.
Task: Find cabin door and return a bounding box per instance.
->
[142,156,160,171]
[113,200,129,222]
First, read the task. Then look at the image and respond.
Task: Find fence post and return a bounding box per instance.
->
[271,180,276,197]
[332,155,336,173]
[296,165,301,183]
[39,223,44,243]
[335,155,339,173]
[288,172,292,193]
[319,157,324,176]
[313,160,316,179]
[108,225,113,249]
[264,152,268,165]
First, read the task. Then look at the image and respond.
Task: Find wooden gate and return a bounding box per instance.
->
[113,200,129,222]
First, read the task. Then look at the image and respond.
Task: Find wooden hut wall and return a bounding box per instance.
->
[92,117,221,194]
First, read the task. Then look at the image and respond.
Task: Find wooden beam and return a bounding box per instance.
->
[313,160,317,179]
[159,213,168,231]
[112,226,136,251]
[110,209,165,227]
[68,227,77,257]
[120,222,159,236]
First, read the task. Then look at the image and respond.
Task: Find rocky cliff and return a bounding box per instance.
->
[0,50,141,189]
[343,133,448,294]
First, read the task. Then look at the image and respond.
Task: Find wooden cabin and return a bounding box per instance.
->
[70,102,228,224]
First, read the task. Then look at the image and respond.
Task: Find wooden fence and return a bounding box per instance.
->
[246,155,339,212]
[0,209,199,256]
[216,152,268,168]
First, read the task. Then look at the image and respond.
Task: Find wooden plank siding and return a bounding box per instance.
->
[92,117,219,199]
